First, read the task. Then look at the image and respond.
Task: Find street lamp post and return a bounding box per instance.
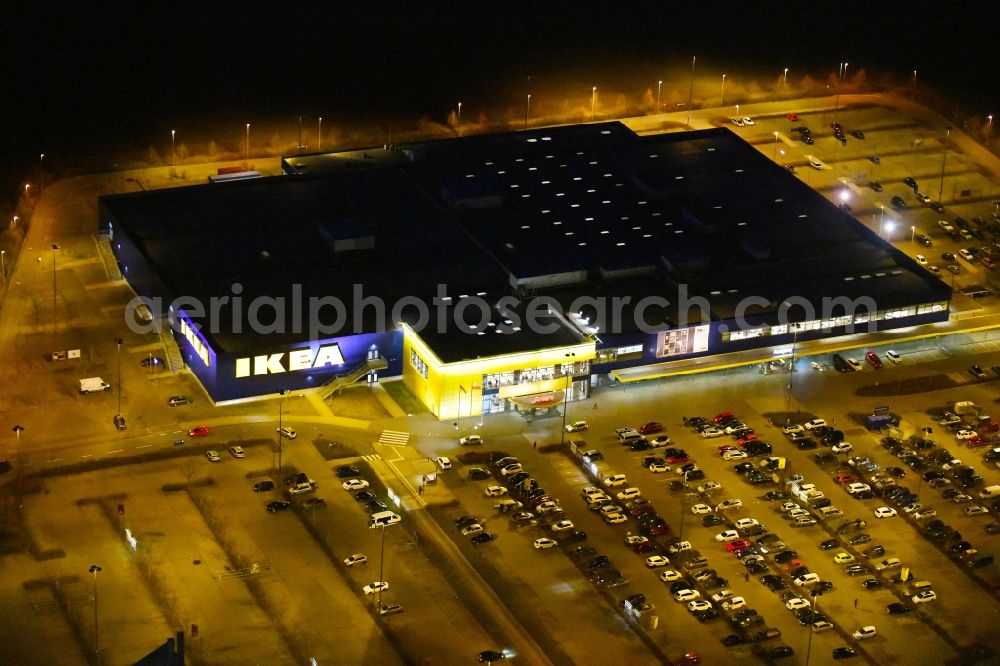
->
[938,128,951,201]
[1,250,6,285]
[115,338,123,420]
[785,328,798,413]
[318,117,323,151]
[773,132,780,161]
[276,389,290,470]
[51,244,60,328]
[171,130,176,167]
[720,74,726,106]
[40,154,45,191]
[457,102,462,132]
[783,67,789,85]
[377,524,387,611]
[89,565,102,654]
[524,93,531,131]
[911,226,916,243]
[804,589,823,665]
[559,353,577,446]
[245,123,250,164]
[591,87,597,121]
[656,80,662,111]
[687,56,696,110]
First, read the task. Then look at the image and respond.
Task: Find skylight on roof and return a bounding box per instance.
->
[520,225,530,229]
[600,230,610,235]
[541,180,550,184]
[589,160,598,165]
[573,177,582,181]
[541,136,551,141]
[707,147,716,152]
[515,158,524,162]
[528,166,537,171]
[735,169,744,173]
[578,242,587,246]
[616,242,626,246]
[564,231,574,236]
[600,130,610,134]
[465,174,475,178]
[526,138,538,143]
[585,217,594,221]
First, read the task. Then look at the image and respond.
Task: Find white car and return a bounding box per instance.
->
[565,420,588,432]
[914,508,937,520]
[343,479,370,491]
[205,450,221,462]
[645,555,670,568]
[550,520,575,532]
[723,450,748,461]
[603,474,628,488]
[344,553,367,567]
[874,506,897,519]
[533,537,559,549]
[277,426,297,440]
[782,424,804,435]
[659,569,684,582]
[228,445,245,458]
[846,483,871,494]
[734,518,760,530]
[673,588,701,602]
[723,423,749,435]
[484,485,508,497]
[716,498,743,511]
[715,530,740,542]
[616,487,642,501]
[461,524,484,536]
[959,248,975,262]
[435,456,452,470]
[853,626,877,640]
[722,597,746,611]
[604,512,628,524]
[668,540,693,553]
[915,254,928,265]
[691,503,713,515]
[809,157,824,170]
[459,435,483,446]
[787,508,810,519]
[363,581,389,595]
[847,358,864,371]
[965,505,989,516]
[710,589,734,602]
[698,481,722,494]
[780,501,801,513]
[831,442,854,454]
[648,462,669,473]
[730,117,745,127]
[938,219,955,233]
[742,117,755,126]
[803,419,827,431]
[912,590,937,604]
[687,600,712,612]
[786,597,810,611]
[649,435,672,448]
[955,430,978,440]
[886,350,901,363]
[625,535,649,546]
[500,463,523,476]
[537,501,562,514]
[700,427,726,438]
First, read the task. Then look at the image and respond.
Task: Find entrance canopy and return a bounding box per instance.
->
[509,390,565,408]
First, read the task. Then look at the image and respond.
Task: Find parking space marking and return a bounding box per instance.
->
[45,458,62,463]
[107,449,124,454]
[80,454,93,458]
[136,444,153,449]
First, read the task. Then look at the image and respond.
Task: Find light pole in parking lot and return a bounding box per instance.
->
[51,244,60,328]
[938,127,951,202]
[89,564,102,654]
[524,93,531,131]
[377,524,388,611]
[457,103,462,133]
[785,328,798,414]
[911,226,916,243]
[804,588,823,665]
[720,74,726,107]
[560,353,577,446]
[591,87,597,121]
[783,68,789,86]
[773,132,780,161]
[318,117,323,151]
[687,56,696,111]
[115,338,123,421]
[276,389,290,470]
[245,123,250,164]
[656,80,662,111]
[171,130,176,167]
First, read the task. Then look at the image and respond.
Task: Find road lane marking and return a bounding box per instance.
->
[107,449,124,454]
[81,454,93,458]
[45,458,62,463]
[136,444,153,449]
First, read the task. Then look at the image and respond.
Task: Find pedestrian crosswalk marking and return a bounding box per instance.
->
[379,430,410,445]
[362,454,382,462]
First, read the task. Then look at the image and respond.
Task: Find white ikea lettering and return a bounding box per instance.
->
[235,343,346,378]
[179,318,211,368]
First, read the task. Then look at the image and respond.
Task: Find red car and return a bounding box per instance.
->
[967,435,985,447]
[633,540,656,553]
[713,412,735,423]
[630,503,656,517]
[786,113,799,121]
[865,351,883,369]
[736,434,759,445]
[666,455,689,464]
[725,539,752,552]
[188,425,211,437]
[639,421,663,435]
[979,420,999,433]
[717,445,737,454]
[835,472,858,484]
[649,522,671,536]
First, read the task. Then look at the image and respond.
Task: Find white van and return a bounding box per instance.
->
[979,485,1000,499]
[369,511,401,528]
[819,506,844,520]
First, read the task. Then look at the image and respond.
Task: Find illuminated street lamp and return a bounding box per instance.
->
[656,80,662,111]
[89,565,102,654]
[591,87,597,121]
[25,183,30,195]
[804,588,823,665]
[1,250,6,284]
[687,55,696,110]
[171,130,176,167]
[524,93,531,131]
[783,67,789,85]
[457,102,462,131]
[40,154,45,191]
[115,338,123,421]
[318,117,323,151]
[938,127,951,201]
[773,131,780,161]
[51,244,60,328]
[559,352,577,446]
[245,123,250,163]
[276,389,290,470]
[911,225,916,243]
[720,74,726,106]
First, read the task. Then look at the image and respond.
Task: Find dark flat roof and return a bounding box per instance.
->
[104,122,949,357]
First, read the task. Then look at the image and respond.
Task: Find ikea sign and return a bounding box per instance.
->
[235,344,346,378]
